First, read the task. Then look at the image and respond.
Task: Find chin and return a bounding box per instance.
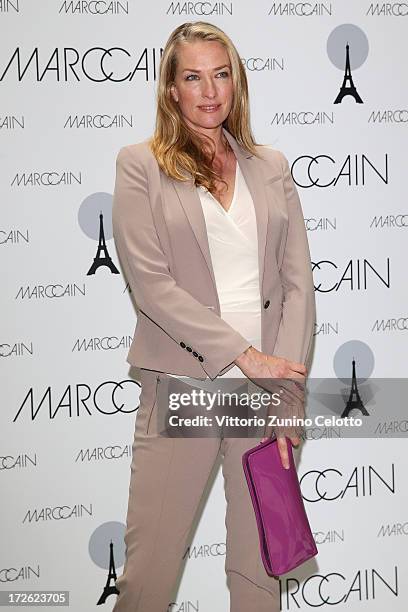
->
[193,114,227,128]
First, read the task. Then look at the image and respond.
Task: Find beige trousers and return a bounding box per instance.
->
[112,369,281,612]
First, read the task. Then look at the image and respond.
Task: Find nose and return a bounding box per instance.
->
[201,76,217,99]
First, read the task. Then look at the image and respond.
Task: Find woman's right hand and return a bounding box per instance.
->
[234,346,307,468]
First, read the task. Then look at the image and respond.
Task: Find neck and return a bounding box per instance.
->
[189,124,229,157]
[206,127,225,156]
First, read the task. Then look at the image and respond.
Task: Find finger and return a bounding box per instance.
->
[277,436,289,469]
[288,361,307,376]
[279,381,305,405]
[290,436,301,447]
[282,375,306,398]
[286,370,306,384]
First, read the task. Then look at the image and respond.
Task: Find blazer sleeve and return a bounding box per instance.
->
[272,151,316,368]
[112,145,251,380]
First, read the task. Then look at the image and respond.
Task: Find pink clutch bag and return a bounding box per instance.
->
[242,436,318,576]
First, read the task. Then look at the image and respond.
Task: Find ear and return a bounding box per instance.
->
[170,83,179,103]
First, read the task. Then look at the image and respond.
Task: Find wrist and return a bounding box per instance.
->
[234,345,257,367]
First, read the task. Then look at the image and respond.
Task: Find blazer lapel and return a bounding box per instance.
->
[172,127,269,299]
[172,174,218,291]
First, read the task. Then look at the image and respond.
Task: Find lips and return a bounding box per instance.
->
[198,104,221,112]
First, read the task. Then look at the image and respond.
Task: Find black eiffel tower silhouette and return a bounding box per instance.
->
[334,42,363,104]
[341,358,369,417]
[87,211,120,275]
[96,540,120,605]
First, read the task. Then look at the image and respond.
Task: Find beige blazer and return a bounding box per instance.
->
[112,127,316,380]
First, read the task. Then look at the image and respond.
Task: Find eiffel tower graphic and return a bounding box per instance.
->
[96,540,120,605]
[341,358,369,418]
[334,42,363,104]
[87,211,120,275]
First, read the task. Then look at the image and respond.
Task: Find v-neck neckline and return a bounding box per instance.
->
[208,158,239,215]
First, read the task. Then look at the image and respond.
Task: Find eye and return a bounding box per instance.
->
[185,74,199,81]
[216,71,230,78]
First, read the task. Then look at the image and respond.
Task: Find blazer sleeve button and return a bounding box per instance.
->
[264,299,270,309]
[198,355,204,362]
[186,346,192,352]
[180,341,186,348]
[193,351,198,357]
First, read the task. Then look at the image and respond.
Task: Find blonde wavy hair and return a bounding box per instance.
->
[149,21,260,192]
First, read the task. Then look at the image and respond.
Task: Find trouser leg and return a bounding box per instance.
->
[228,571,280,612]
[112,370,221,612]
[222,436,281,612]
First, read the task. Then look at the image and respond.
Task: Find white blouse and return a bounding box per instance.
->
[168,160,262,385]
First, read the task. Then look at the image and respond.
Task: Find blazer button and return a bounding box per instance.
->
[264,299,270,309]
[193,351,198,357]
[180,341,186,348]
[186,346,192,352]
[198,355,204,362]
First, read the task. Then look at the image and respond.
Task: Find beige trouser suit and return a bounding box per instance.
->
[113,157,283,610]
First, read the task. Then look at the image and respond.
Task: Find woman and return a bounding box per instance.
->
[112,21,315,612]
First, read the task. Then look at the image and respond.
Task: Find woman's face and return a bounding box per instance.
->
[170,40,234,135]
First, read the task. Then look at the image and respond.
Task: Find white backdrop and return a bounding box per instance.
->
[1,1,407,611]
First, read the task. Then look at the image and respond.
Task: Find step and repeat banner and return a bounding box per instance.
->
[1,1,407,611]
